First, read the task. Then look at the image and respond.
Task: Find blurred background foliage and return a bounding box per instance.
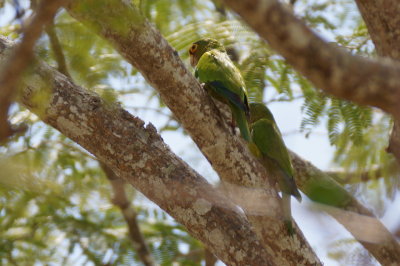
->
[0,0,398,265]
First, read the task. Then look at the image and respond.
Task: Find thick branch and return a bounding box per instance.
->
[60,0,400,265]
[219,1,400,264]
[291,152,400,265]
[0,0,67,142]
[65,1,320,264]
[353,0,400,165]
[354,0,400,60]
[101,163,155,266]
[221,0,400,120]
[0,38,274,266]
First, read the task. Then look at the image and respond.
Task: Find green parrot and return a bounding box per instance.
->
[189,38,251,142]
[249,102,302,235]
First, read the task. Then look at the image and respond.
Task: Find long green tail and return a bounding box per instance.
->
[231,106,251,142]
[279,169,302,203]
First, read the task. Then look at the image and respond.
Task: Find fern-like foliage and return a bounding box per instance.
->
[297,64,373,146]
[240,46,269,103]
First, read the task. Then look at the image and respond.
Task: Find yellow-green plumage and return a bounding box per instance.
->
[249,102,301,235]
[189,38,251,142]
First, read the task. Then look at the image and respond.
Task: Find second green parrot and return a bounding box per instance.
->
[249,102,302,235]
[189,38,251,142]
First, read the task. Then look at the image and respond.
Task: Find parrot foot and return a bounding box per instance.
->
[284,219,295,237]
[230,119,237,135]
[248,142,261,158]
[230,125,236,135]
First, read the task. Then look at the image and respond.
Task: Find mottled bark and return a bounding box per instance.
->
[6,0,397,263]
[0,36,274,266]
[219,0,400,263]
[354,0,400,165]
[355,0,400,60]
[221,0,400,120]
[291,152,400,265]
[65,1,320,265]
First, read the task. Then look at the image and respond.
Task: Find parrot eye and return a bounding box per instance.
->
[189,44,198,54]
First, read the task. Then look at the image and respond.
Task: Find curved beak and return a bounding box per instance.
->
[190,54,197,68]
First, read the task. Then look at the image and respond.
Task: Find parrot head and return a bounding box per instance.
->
[249,103,276,124]
[189,38,226,67]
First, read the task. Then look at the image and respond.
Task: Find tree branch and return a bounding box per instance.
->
[353,0,400,165]
[291,152,400,265]
[221,0,400,120]
[46,21,152,262]
[0,36,273,266]
[4,23,398,262]
[354,0,400,60]
[45,21,70,78]
[65,1,320,264]
[214,2,400,262]
[326,163,399,184]
[0,0,67,142]
[204,248,218,266]
[101,163,155,266]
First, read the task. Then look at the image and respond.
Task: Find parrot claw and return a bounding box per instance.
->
[229,119,236,135]
[248,142,261,158]
[284,219,295,237]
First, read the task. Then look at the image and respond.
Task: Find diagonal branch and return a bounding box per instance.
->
[291,152,400,265]
[215,2,400,262]
[65,1,320,264]
[0,36,273,266]
[353,0,400,165]
[326,163,399,185]
[45,21,70,78]
[354,0,400,60]
[0,0,67,142]
[101,163,155,266]
[4,26,398,262]
[221,0,400,120]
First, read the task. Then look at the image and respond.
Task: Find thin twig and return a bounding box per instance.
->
[45,21,70,77]
[101,163,155,266]
[0,0,67,142]
[326,163,399,184]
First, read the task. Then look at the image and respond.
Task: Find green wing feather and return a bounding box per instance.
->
[252,119,293,175]
[196,49,251,141]
[196,50,247,101]
[252,119,301,201]
[208,81,249,114]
